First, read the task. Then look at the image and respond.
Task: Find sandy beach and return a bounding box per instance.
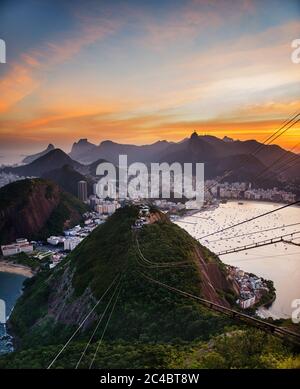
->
[0,260,34,277]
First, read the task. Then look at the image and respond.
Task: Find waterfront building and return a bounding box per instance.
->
[1,239,33,256]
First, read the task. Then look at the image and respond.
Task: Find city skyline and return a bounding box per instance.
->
[0,0,300,159]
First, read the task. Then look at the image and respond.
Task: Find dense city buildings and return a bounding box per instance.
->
[206,181,296,203]
[227,265,271,309]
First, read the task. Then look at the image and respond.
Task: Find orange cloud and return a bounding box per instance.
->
[1,5,299,156]
[0,17,121,113]
[1,103,299,153]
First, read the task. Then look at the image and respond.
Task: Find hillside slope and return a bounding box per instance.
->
[9,206,237,350]
[22,144,55,164]
[2,206,300,369]
[3,149,83,177]
[42,164,93,197]
[0,178,87,244]
[67,133,300,181]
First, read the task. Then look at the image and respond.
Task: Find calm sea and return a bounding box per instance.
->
[176,201,300,319]
[0,272,26,354]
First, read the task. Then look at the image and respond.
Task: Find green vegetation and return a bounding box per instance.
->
[1,329,299,369]
[34,191,87,240]
[2,252,40,270]
[258,279,276,307]
[1,206,299,369]
[0,178,88,244]
[181,329,300,369]
[242,279,276,315]
[9,270,52,340]
[7,206,234,348]
[0,179,34,210]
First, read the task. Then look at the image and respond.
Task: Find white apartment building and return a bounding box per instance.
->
[64,237,83,251]
[239,296,256,309]
[47,236,59,245]
[1,239,33,256]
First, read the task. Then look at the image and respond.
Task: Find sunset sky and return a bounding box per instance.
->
[0,0,300,162]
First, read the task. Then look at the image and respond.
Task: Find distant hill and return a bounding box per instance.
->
[22,144,55,164]
[68,133,300,182]
[97,139,171,165]
[86,158,110,176]
[10,135,299,188]
[69,138,171,165]
[69,139,98,163]
[3,149,84,177]
[0,178,87,244]
[42,164,93,197]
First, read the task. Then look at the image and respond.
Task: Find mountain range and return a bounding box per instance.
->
[42,164,93,198]
[4,133,299,189]
[69,138,171,165]
[68,133,299,180]
[22,144,55,164]
[4,149,83,177]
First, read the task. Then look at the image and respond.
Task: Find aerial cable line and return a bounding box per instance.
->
[135,234,191,267]
[257,155,300,182]
[261,150,300,180]
[215,230,300,255]
[233,251,300,261]
[255,143,300,183]
[135,250,193,269]
[75,276,122,369]
[211,116,300,188]
[197,200,300,240]
[260,117,300,148]
[47,273,120,369]
[253,140,300,183]
[205,112,300,192]
[206,222,300,243]
[89,281,122,369]
[138,270,300,345]
[277,157,300,176]
[253,111,300,153]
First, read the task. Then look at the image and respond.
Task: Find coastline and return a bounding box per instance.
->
[0,260,34,277]
[175,199,300,319]
[174,199,295,223]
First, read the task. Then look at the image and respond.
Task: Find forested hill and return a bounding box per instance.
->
[2,206,299,368]
[0,178,87,244]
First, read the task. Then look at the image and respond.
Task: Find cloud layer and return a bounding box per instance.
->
[0,0,299,156]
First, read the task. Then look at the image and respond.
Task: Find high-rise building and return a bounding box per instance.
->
[78,180,88,202]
